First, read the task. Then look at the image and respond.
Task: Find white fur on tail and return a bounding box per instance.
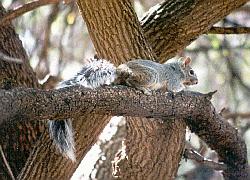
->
[48,58,116,161]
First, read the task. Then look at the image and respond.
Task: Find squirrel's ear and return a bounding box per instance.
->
[182,57,191,67]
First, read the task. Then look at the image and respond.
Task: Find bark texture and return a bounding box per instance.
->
[78,1,156,64]
[4,0,247,179]
[1,84,248,179]
[141,0,248,62]
[90,119,125,180]
[78,0,186,179]
[0,88,219,123]
[0,3,43,179]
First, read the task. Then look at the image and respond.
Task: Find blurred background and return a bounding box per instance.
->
[2,0,250,179]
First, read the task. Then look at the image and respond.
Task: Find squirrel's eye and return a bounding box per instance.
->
[189,69,194,75]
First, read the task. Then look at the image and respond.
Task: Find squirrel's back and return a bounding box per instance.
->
[116,59,167,94]
[116,58,197,93]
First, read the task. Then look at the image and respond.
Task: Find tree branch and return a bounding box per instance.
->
[1,0,248,60]
[220,108,250,119]
[0,85,248,178]
[142,0,248,61]
[0,51,23,64]
[0,145,15,180]
[184,148,227,171]
[0,86,206,124]
[0,0,61,27]
[208,26,250,34]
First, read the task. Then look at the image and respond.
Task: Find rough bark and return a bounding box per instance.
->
[1,82,248,179]
[89,0,249,178]
[0,87,218,123]
[141,0,248,62]
[11,0,248,179]
[78,0,186,179]
[78,1,156,64]
[90,119,125,180]
[0,3,43,179]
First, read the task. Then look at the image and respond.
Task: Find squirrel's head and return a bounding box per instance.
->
[179,57,198,86]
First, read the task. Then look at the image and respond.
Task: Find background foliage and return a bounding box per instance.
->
[2,0,250,179]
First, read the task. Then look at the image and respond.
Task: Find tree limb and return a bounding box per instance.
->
[142,0,248,61]
[0,0,61,27]
[1,0,248,60]
[0,85,248,178]
[220,108,250,119]
[0,51,23,64]
[208,26,250,34]
[0,86,206,124]
[0,144,15,180]
[184,148,227,171]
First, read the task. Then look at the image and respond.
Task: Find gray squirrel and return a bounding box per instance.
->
[48,57,198,161]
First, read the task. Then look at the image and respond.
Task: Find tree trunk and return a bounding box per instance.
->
[90,118,125,180]
[0,3,44,179]
[89,0,249,178]
[78,0,186,179]
[16,0,248,179]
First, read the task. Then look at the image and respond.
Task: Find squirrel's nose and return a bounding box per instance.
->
[193,79,198,84]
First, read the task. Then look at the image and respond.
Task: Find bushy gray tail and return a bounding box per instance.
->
[48,58,117,161]
[48,119,75,161]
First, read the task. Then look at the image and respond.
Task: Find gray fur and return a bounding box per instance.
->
[163,58,197,91]
[118,58,197,93]
[48,58,116,161]
[48,57,197,161]
[163,60,186,91]
[49,119,75,161]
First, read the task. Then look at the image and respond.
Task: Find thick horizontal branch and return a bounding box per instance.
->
[0,85,248,178]
[0,85,207,124]
[208,26,250,34]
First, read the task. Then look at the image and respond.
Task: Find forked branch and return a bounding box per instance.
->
[0,85,248,178]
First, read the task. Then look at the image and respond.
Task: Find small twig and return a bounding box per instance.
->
[0,52,23,64]
[0,144,15,180]
[184,149,227,171]
[35,4,59,79]
[0,0,61,27]
[220,108,250,119]
[225,112,250,119]
[207,26,250,34]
